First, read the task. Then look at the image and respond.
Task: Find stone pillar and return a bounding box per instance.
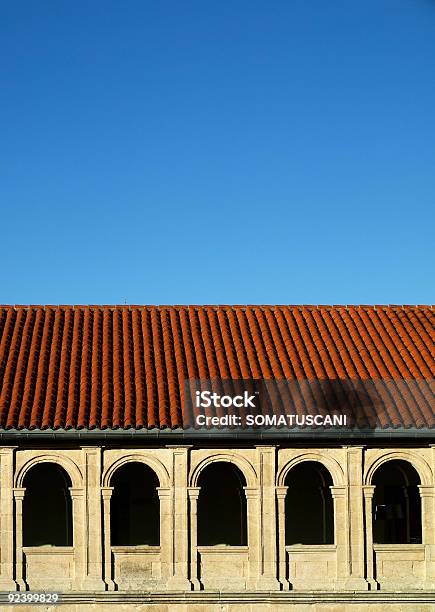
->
[13,488,27,590]
[157,487,172,586]
[339,446,369,590]
[419,484,435,588]
[187,487,201,589]
[255,446,280,590]
[81,447,105,590]
[0,447,17,590]
[362,485,378,589]
[330,485,348,588]
[69,487,86,590]
[244,486,260,590]
[101,487,115,590]
[276,485,289,590]
[166,446,192,590]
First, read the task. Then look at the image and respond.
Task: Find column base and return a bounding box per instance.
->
[79,577,107,591]
[255,576,282,590]
[15,578,28,591]
[367,578,380,590]
[0,577,18,591]
[166,576,194,591]
[189,578,202,590]
[104,578,117,591]
[336,576,371,590]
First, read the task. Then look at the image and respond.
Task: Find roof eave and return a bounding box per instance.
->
[0,427,433,441]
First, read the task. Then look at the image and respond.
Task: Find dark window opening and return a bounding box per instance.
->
[285,461,334,545]
[110,462,160,546]
[372,460,421,544]
[23,463,72,546]
[197,462,247,546]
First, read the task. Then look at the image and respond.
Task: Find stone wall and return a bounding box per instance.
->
[0,443,434,599]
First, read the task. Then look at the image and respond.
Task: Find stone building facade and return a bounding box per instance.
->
[0,305,433,610]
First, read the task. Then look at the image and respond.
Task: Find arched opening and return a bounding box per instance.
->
[372,459,422,544]
[285,461,334,545]
[110,462,160,546]
[23,463,73,546]
[197,462,247,546]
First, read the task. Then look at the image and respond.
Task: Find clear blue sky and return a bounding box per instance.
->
[1,1,434,305]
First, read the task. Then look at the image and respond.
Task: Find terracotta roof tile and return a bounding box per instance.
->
[0,305,433,431]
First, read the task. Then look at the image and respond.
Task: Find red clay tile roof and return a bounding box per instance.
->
[0,305,433,432]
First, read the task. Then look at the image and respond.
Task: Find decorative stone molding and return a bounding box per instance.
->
[102,452,170,488]
[189,452,258,488]
[15,453,83,489]
[277,452,345,487]
[364,450,433,486]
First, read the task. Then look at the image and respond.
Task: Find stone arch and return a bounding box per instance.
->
[364,451,433,487]
[15,454,83,489]
[277,453,344,487]
[102,453,170,488]
[190,453,257,488]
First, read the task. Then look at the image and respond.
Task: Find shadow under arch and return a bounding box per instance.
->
[371,459,422,544]
[284,460,334,545]
[197,461,247,546]
[23,462,73,546]
[110,461,160,546]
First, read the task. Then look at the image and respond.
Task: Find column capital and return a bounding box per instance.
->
[275,486,288,499]
[69,487,85,499]
[13,487,26,500]
[0,446,18,453]
[418,484,435,497]
[187,487,201,500]
[156,486,172,499]
[362,485,375,499]
[330,485,347,498]
[101,486,114,500]
[243,486,259,499]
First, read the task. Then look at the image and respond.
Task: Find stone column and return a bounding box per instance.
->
[362,485,378,589]
[340,446,369,590]
[187,487,201,589]
[157,487,172,586]
[419,484,435,588]
[81,447,105,590]
[69,487,86,590]
[244,486,260,590]
[166,446,192,590]
[0,447,18,590]
[276,485,289,590]
[330,485,348,588]
[255,446,280,590]
[101,487,115,590]
[13,488,27,590]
